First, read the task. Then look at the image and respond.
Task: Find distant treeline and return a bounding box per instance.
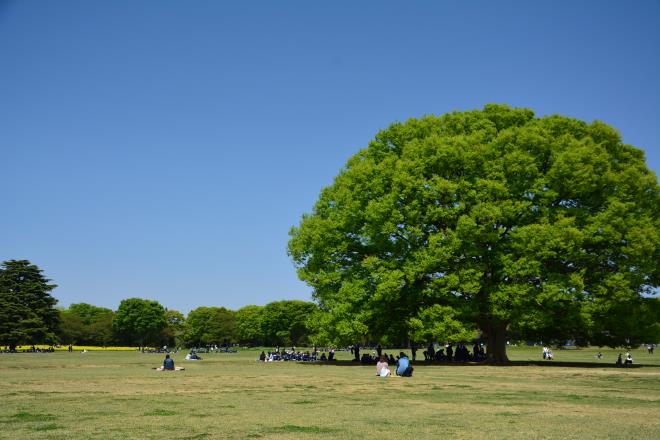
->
[58,298,319,348]
[1,260,321,350]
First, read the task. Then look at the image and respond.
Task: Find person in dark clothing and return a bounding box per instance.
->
[376,344,382,358]
[411,343,417,362]
[354,344,360,362]
[426,343,435,362]
[163,354,175,370]
[446,343,453,362]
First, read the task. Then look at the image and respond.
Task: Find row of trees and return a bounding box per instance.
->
[64,298,320,348]
[1,260,319,349]
[3,106,659,362]
[1,253,657,354]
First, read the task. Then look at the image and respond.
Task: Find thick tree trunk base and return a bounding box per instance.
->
[485,324,510,365]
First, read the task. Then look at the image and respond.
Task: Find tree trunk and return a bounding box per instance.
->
[485,324,510,365]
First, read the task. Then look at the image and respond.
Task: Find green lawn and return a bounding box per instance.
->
[1,346,658,439]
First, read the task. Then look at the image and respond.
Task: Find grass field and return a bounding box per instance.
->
[1,346,659,439]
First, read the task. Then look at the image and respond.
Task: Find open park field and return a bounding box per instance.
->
[1,347,659,440]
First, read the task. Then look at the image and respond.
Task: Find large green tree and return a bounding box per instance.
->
[112,298,167,348]
[0,260,60,349]
[183,307,237,347]
[289,105,660,363]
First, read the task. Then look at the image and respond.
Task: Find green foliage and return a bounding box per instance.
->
[183,306,237,347]
[57,310,85,344]
[67,303,113,326]
[289,105,660,361]
[408,305,477,344]
[112,298,167,347]
[58,303,114,345]
[260,300,318,346]
[0,260,59,348]
[162,309,186,347]
[236,305,264,345]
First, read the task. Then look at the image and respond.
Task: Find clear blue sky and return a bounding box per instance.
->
[1,1,659,313]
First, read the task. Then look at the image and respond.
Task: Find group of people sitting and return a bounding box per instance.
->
[542,346,554,360]
[375,352,413,377]
[1,345,56,353]
[258,348,336,362]
[359,352,396,365]
[185,351,202,360]
[616,352,634,366]
[422,342,485,362]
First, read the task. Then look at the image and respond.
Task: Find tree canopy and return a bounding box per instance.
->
[260,300,318,347]
[112,298,167,347]
[288,104,660,363]
[183,306,237,347]
[59,303,115,346]
[0,260,59,349]
[236,305,264,346]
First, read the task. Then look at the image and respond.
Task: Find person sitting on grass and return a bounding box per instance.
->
[185,351,202,360]
[625,352,633,366]
[155,354,184,371]
[163,354,175,370]
[376,356,391,377]
[396,352,413,377]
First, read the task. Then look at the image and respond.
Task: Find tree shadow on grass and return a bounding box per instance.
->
[299,360,657,369]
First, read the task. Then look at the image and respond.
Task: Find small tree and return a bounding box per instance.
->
[0,260,59,349]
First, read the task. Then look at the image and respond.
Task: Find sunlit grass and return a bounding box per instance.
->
[0,346,658,439]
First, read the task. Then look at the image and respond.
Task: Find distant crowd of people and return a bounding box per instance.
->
[258,347,337,362]
[1,345,55,353]
[422,342,486,363]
